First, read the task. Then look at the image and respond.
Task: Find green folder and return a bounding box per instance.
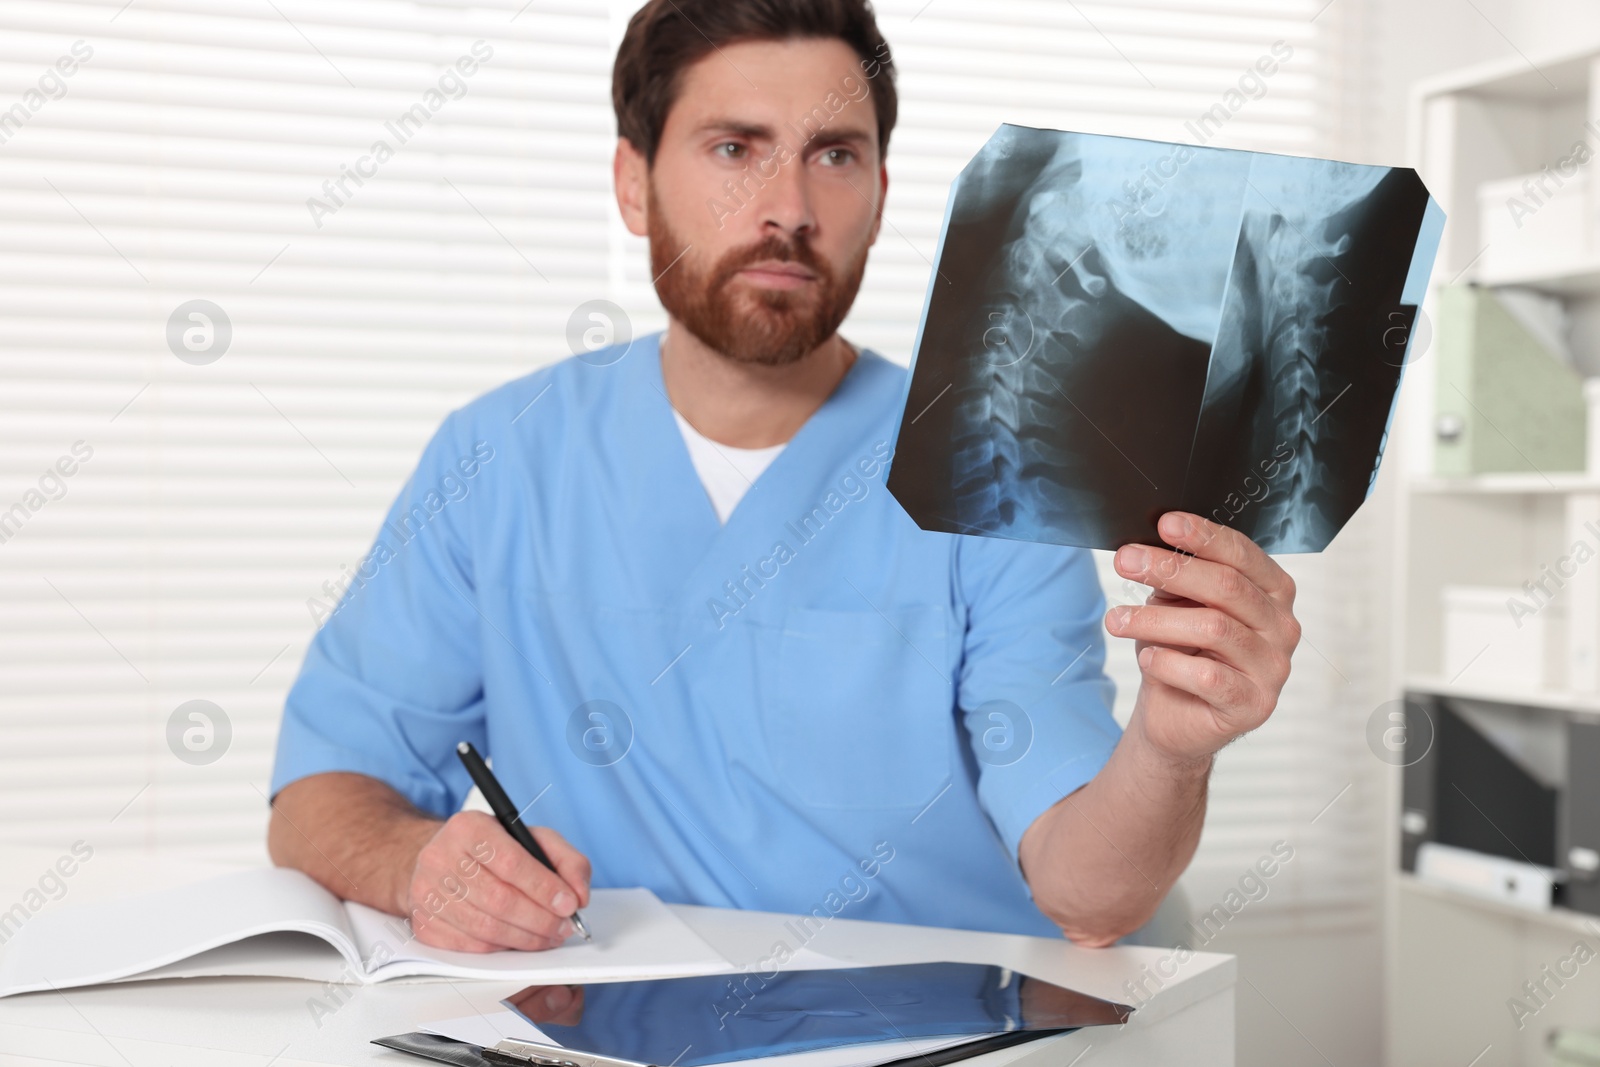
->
[1551,1026,1600,1066]
[1433,284,1586,477]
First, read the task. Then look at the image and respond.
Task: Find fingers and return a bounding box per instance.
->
[1112,513,1300,758]
[478,822,585,919]
[411,913,498,953]
[466,865,577,943]
[407,811,592,953]
[413,886,568,952]
[1114,542,1279,633]
[1137,645,1272,725]
[1106,602,1271,674]
[532,825,592,909]
[1150,512,1297,608]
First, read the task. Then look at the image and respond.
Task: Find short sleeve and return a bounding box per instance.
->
[269,410,490,817]
[955,536,1122,863]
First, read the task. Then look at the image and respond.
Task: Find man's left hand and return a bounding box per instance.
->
[1106,511,1301,766]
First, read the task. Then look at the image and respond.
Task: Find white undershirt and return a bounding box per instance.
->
[672,409,786,524]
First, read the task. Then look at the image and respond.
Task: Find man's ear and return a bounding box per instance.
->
[614,138,650,237]
[866,162,889,247]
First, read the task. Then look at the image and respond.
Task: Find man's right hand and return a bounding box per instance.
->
[402,810,592,952]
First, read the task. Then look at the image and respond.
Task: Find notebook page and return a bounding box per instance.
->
[0,868,359,997]
[351,887,732,982]
[130,931,359,984]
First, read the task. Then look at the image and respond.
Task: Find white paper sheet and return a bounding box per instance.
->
[351,887,732,981]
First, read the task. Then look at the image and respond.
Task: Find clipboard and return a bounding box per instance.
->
[373,1028,1060,1067]
[375,961,1131,1067]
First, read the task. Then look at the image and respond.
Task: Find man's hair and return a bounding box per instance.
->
[612,0,898,167]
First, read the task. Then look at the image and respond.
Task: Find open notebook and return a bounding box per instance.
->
[0,868,732,997]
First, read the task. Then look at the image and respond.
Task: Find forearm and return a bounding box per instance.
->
[267,771,442,916]
[1017,708,1210,946]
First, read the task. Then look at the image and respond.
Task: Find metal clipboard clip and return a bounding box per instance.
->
[482,1039,656,1067]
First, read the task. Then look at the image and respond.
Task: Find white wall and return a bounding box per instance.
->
[1370,0,1600,164]
[1363,4,1600,1066]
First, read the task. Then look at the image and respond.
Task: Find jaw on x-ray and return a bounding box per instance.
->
[888,123,1444,554]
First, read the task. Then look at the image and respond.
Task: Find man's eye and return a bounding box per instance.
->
[717,142,746,160]
[820,148,855,166]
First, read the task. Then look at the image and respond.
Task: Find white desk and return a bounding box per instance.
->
[0,848,1233,1067]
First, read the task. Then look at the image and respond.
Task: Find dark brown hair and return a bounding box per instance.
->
[612,0,898,167]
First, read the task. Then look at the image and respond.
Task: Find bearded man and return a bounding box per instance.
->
[267,0,1301,953]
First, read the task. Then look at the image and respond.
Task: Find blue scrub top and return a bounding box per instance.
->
[270,331,1121,941]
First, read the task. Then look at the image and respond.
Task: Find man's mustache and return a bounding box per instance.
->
[713,237,829,287]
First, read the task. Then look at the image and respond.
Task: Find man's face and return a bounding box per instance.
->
[629,37,885,366]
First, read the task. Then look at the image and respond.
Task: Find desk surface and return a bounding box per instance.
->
[0,847,1234,1067]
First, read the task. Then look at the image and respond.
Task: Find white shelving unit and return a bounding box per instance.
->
[1391,42,1600,1067]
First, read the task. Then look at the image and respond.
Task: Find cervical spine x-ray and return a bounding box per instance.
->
[888,124,1445,554]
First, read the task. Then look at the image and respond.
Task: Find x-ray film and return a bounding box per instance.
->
[888,124,1445,554]
[502,961,1131,1067]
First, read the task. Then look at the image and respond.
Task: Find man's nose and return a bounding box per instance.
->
[755,152,817,238]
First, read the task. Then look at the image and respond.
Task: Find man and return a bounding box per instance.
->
[268,0,1300,953]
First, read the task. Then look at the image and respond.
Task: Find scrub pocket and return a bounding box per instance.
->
[771,605,954,809]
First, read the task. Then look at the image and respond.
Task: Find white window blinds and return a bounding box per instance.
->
[1,0,618,858]
[2,0,1380,925]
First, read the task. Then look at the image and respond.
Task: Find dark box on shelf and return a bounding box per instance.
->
[1398,690,1600,912]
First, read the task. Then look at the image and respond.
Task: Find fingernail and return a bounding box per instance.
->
[1138,646,1154,669]
[558,919,576,939]
[1108,607,1130,633]
[1118,545,1148,572]
[552,890,576,915]
[546,988,565,1010]
[1160,513,1190,539]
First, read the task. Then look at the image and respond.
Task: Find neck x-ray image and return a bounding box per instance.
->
[502,961,1131,1067]
[888,124,1445,554]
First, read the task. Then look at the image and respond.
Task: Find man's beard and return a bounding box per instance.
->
[648,186,869,368]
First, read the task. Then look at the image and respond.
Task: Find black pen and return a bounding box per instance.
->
[455,740,593,942]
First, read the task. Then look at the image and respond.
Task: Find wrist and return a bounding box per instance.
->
[1126,707,1215,783]
[386,814,444,917]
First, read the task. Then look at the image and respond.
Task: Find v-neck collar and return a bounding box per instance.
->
[641,331,875,529]
[612,331,894,613]
[671,408,786,526]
